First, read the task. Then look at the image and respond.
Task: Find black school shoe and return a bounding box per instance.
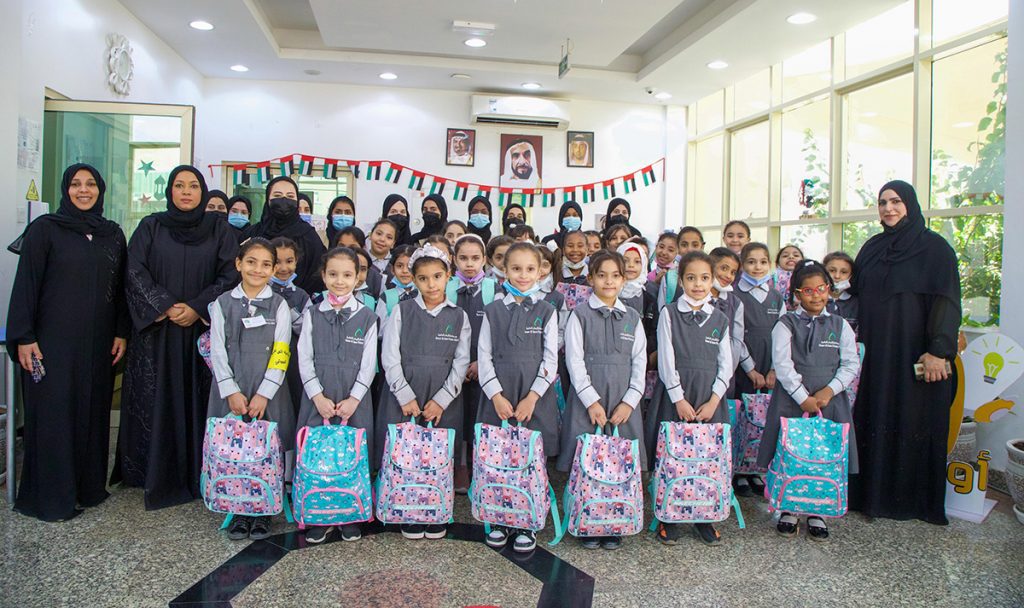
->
[305,526,334,544]
[401,524,425,540]
[747,475,766,496]
[424,524,447,540]
[486,526,510,548]
[601,536,622,550]
[776,512,799,538]
[249,516,272,540]
[732,477,753,497]
[806,517,830,542]
[656,522,683,546]
[694,523,722,546]
[513,531,537,553]
[581,537,602,550]
[227,516,251,541]
[340,523,362,542]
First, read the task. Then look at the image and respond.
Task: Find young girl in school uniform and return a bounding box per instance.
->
[648,231,678,286]
[296,247,379,545]
[375,245,418,320]
[207,238,295,542]
[560,231,590,286]
[823,251,859,335]
[352,248,379,311]
[367,219,398,275]
[477,242,561,553]
[269,237,310,416]
[377,243,471,541]
[557,250,648,551]
[757,260,860,541]
[774,244,804,310]
[733,242,785,399]
[486,235,513,282]
[647,251,734,547]
[722,220,751,256]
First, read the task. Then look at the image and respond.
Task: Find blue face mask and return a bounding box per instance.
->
[270,273,297,288]
[227,212,249,228]
[390,276,415,291]
[332,214,354,230]
[740,272,773,287]
[561,216,582,231]
[502,280,539,299]
[299,213,313,224]
[468,213,490,229]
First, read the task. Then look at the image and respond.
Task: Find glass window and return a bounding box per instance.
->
[932,0,1008,46]
[733,69,771,119]
[696,90,725,134]
[729,121,770,221]
[931,214,1003,326]
[845,2,914,79]
[842,220,881,253]
[930,37,1006,209]
[783,40,831,102]
[780,99,830,221]
[841,73,914,210]
[693,135,724,226]
[780,223,829,261]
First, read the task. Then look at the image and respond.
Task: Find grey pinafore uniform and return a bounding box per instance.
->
[556,304,648,471]
[827,296,859,336]
[296,303,378,459]
[714,294,741,399]
[476,298,560,456]
[645,305,731,464]
[375,299,467,466]
[733,286,784,396]
[207,291,295,451]
[271,282,309,417]
[756,313,858,473]
[455,281,492,440]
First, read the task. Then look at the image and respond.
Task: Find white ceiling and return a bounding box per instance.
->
[119,0,906,106]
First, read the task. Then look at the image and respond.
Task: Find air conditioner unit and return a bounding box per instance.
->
[471,95,570,129]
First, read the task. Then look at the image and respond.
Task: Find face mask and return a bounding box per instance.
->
[740,272,772,288]
[713,278,734,293]
[468,214,490,229]
[299,213,313,224]
[388,213,408,231]
[563,258,587,271]
[422,211,442,229]
[268,197,297,220]
[332,215,354,230]
[270,273,297,288]
[561,216,582,232]
[538,275,554,293]
[504,218,523,232]
[502,280,539,299]
[390,275,414,290]
[682,293,712,309]
[607,214,627,226]
[456,269,485,285]
[833,279,851,293]
[490,266,506,280]
[228,213,249,228]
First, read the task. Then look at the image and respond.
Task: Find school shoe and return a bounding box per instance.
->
[776,513,799,538]
[581,537,602,550]
[340,524,362,542]
[694,523,722,546]
[305,526,334,544]
[401,524,425,540]
[424,524,447,540]
[249,517,271,540]
[601,536,622,551]
[656,522,683,546]
[732,477,753,498]
[226,516,251,541]
[806,517,830,542]
[512,531,537,553]
[485,526,510,548]
[747,475,766,497]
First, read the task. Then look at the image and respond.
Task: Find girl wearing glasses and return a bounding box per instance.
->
[757,260,860,542]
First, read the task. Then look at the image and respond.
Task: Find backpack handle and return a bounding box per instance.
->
[322,417,349,426]
[593,424,621,437]
[801,411,824,419]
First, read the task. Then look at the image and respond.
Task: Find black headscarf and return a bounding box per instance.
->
[602,197,642,239]
[325,195,355,246]
[382,194,413,246]
[410,193,448,244]
[227,195,252,216]
[207,189,229,207]
[466,195,493,242]
[541,200,583,248]
[853,180,960,301]
[246,176,318,241]
[152,165,219,245]
[501,203,527,234]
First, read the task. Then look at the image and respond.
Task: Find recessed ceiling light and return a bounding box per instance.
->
[707,60,729,70]
[379,72,398,80]
[304,69,321,76]
[786,12,817,25]
[521,82,542,90]
[654,92,672,100]
[953,121,974,128]
[450,73,472,80]
[230,64,249,72]
[189,20,214,31]
[465,38,487,48]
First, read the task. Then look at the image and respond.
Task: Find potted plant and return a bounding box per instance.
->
[1006,438,1024,524]
[950,416,977,464]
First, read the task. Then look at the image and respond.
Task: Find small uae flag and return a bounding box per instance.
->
[497,187,514,207]
[366,161,383,181]
[232,164,249,186]
[256,161,271,183]
[476,185,492,199]
[602,180,617,199]
[299,155,314,176]
[564,188,576,203]
[278,156,295,177]
[581,183,596,204]
[453,182,469,201]
[429,178,446,195]
[384,163,403,184]
[622,173,638,194]
[542,188,556,208]
[524,190,537,208]
[346,160,360,179]
[322,158,338,179]
[408,170,426,191]
[641,164,657,186]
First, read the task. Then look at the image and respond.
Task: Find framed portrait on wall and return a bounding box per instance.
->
[446,128,475,166]
[499,133,542,188]
[567,131,594,168]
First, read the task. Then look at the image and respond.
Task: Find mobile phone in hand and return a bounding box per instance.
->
[31,354,46,383]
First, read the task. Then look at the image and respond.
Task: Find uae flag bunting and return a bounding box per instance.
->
[429,177,446,195]
[602,180,617,199]
[408,170,425,191]
[256,161,271,183]
[366,161,383,181]
[346,160,360,179]
[641,164,657,186]
[581,183,596,204]
[476,185,492,199]
[384,163,403,184]
[232,164,249,186]
[497,187,514,207]
[323,159,338,179]
[564,187,576,203]
[452,182,470,201]
[525,190,536,208]
[542,188,555,208]
[622,173,637,194]
[279,156,295,177]
[299,155,314,176]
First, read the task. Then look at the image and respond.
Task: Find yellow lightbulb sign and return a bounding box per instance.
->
[983,351,1004,384]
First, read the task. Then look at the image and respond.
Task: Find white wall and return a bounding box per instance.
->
[196,79,683,239]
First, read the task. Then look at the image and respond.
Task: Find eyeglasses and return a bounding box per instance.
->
[795,284,830,297]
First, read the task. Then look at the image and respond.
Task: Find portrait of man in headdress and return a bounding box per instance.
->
[499,134,543,188]
[567,131,594,168]
[446,128,475,166]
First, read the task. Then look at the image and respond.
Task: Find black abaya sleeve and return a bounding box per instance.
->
[125,220,178,331]
[114,235,131,339]
[185,224,240,323]
[296,232,327,294]
[6,221,51,348]
[926,295,961,359]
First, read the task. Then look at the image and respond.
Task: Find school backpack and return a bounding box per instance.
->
[663,269,680,305]
[200,414,285,518]
[292,420,374,529]
[650,422,742,525]
[556,426,643,541]
[847,342,865,407]
[375,418,455,525]
[470,421,562,539]
[734,392,771,474]
[555,282,593,311]
[766,412,850,518]
[445,276,497,307]
[197,330,213,371]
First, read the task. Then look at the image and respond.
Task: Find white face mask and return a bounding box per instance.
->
[538,274,554,293]
[713,278,733,293]
[833,279,851,292]
[682,293,712,309]
[563,258,587,271]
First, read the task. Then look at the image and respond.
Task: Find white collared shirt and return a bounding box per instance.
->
[565,295,647,409]
[478,293,559,401]
[297,295,378,402]
[657,299,734,404]
[772,305,860,404]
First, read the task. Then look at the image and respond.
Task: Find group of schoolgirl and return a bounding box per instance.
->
[203,210,861,553]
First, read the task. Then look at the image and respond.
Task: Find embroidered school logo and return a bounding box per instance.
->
[436,321,460,343]
[533,316,544,327]
[445,323,454,334]
[827,331,837,341]
[354,327,364,338]
[524,315,545,336]
[818,330,841,349]
[345,326,366,346]
[711,328,721,338]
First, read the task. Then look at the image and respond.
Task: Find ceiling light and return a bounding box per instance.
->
[189,20,214,31]
[465,38,487,48]
[654,92,672,100]
[707,60,729,70]
[450,73,472,80]
[379,72,398,80]
[953,121,974,128]
[304,69,321,76]
[786,12,817,25]
[230,64,249,72]
[522,82,542,90]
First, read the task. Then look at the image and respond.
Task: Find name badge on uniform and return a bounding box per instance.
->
[242,315,267,329]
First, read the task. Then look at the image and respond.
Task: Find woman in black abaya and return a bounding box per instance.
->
[325,195,356,247]
[409,193,448,245]
[7,164,129,521]
[601,197,642,241]
[541,200,583,248]
[466,195,493,242]
[848,180,961,524]
[113,165,239,510]
[382,194,414,246]
[501,203,527,235]
[246,176,326,293]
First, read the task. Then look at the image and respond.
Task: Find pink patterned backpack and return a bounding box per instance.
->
[556,426,643,541]
[201,415,285,517]
[650,422,742,525]
[734,392,771,474]
[555,283,593,311]
[470,422,562,539]
[375,418,455,525]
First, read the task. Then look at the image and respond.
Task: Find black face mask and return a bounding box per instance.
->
[422,211,442,229]
[504,217,523,231]
[269,197,298,220]
[607,214,628,226]
[388,213,409,231]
